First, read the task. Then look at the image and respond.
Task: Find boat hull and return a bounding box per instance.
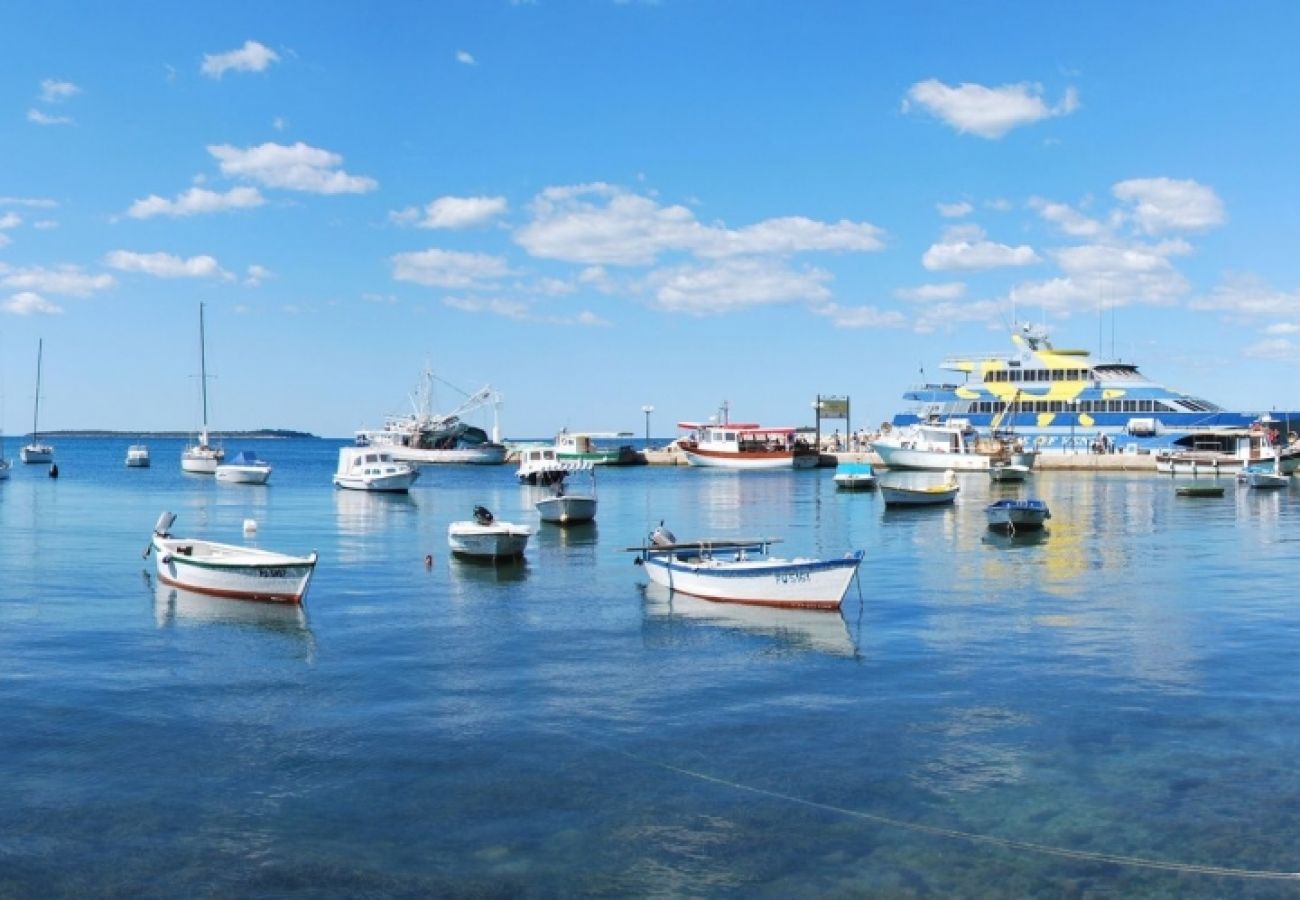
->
[333,472,418,492]
[833,474,877,490]
[216,464,271,485]
[448,522,531,558]
[181,447,223,474]
[152,535,316,603]
[20,444,53,464]
[985,500,1051,531]
[1246,471,1289,489]
[880,484,959,506]
[535,495,597,524]
[641,551,863,610]
[871,442,989,472]
[989,464,1030,482]
[388,445,507,465]
[683,448,820,469]
[125,451,151,468]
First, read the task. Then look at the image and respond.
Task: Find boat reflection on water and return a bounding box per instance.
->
[641,582,859,658]
[148,572,312,641]
[449,554,529,584]
[981,528,1049,550]
[534,519,599,549]
[333,488,419,535]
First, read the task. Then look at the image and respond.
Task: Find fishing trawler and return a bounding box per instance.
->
[889,324,1300,454]
[355,369,507,465]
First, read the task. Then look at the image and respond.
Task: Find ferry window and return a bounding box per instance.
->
[725,432,736,441]
[1009,370,1022,382]
[1123,401,1136,412]
[1139,400,1152,412]
[1050,401,1062,412]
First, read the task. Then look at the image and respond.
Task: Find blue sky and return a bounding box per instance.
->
[4,1,1300,439]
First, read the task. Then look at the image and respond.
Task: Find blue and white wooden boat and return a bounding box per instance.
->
[631,528,863,610]
[832,461,877,490]
[985,498,1051,532]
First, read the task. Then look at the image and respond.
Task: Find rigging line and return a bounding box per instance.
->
[560,730,1300,882]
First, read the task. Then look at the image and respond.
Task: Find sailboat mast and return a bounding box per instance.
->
[32,339,42,441]
[198,303,208,433]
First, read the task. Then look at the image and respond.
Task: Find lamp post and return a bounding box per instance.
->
[641,404,654,448]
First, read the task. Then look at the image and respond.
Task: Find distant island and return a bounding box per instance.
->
[41,429,319,439]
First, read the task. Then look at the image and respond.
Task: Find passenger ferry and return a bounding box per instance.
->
[890,324,1300,453]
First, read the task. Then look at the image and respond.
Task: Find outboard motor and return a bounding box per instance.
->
[473,505,495,526]
[650,523,677,547]
[154,511,177,537]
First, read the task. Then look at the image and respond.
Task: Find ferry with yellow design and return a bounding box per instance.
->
[890,324,1300,453]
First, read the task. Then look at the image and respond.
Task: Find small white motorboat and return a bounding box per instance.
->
[880,471,960,507]
[985,498,1051,532]
[832,461,877,490]
[535,462,597,525]
[630,525,863,611]
[516,446,567,485]
[448,506,531,559]
[125,444,151,468]
[145,511,317,604]
[216,450,272,485]
[333,446,420,492]
[989,462,1030,482]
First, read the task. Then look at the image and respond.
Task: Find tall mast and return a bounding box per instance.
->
[198,302,208,435]
[32,338,42,441]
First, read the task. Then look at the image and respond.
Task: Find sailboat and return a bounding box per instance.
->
[20,339,53,464]
[180,303,225,474]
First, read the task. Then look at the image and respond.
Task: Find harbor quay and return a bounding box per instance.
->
[641,446,1159,471]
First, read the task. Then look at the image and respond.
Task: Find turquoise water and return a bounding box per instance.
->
[3,438,1300,896]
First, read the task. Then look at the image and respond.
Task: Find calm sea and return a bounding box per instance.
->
[2,437,1299,897]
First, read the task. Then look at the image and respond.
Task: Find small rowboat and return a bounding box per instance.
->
[629,526,863,611]
[985,498,1051,532]
[832,461,877,490]
[1176,482,1225,498]
[880,471,960,507]
[989,462,1030,483]
[145,512,317,604]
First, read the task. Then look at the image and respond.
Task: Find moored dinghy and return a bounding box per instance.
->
[880,470,960,507]
[985,498,1051,532]
[630,525,863,611]
[833,461,877,490]
[534,461,597,525]
[145,511,317,604]
[989,462,1030,483]
[125,444,151,468]
[215,450,272,484]
[448,506,531,559]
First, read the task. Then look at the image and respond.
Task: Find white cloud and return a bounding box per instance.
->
[1112,177,1225,234]
[0,213,20,229]
[895,282,966,302]
[516,183,883,265]
[913,298,1008,334]
[0,264,114,296]
[903,79,1079,139]
[444,296,529,319]
[39,79,80,103]
[812,303,907,329]
[1189,274,1300,318]
[922,225,1040,271]
[0,197,57,208]
[209,142,377,194]
[27,109,73,126]
[244,264,272,286]
[201,40,280,78]
[391,248,511,288]
[395,195,508,230]
[937,201,972,218]
[3,292,62,315]
[456,50,477,66]
[104,250,230,280]
[0,234,9,248]
[1265,322,1300,335]
[646,259,832,315]
[1244,338,1298,361]
[1028,196,1107,237]
[1009,239,1192,314]
[126,186,265,219]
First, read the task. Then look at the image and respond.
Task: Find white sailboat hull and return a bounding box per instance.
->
[20,444,53,464]
[181,448,223,474]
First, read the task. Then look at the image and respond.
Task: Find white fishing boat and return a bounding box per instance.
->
[989,462,1030,482]
[516,446,567,484]
[215,450,272,485]
[985,498,1051,532]
[20,339,54,464]
[355,369,507,465]
[879,471,960,507]
[1155,422,1299,475]
[676,404,820,469]
[448,506,531,559]
[833,460,877,490]
[145,511,317,604]
[125,444,151,468]
[332,446,420,492]
[534,462,597,525]
[630,526,863,611]
[180,303,225,474]
[871,417,1033,472]
[552,430,643,466]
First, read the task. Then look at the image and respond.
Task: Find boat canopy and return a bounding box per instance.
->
[228,451,264,465]
[676,421,796,434]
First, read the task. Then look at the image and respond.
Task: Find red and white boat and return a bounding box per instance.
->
[676,417,820,470]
